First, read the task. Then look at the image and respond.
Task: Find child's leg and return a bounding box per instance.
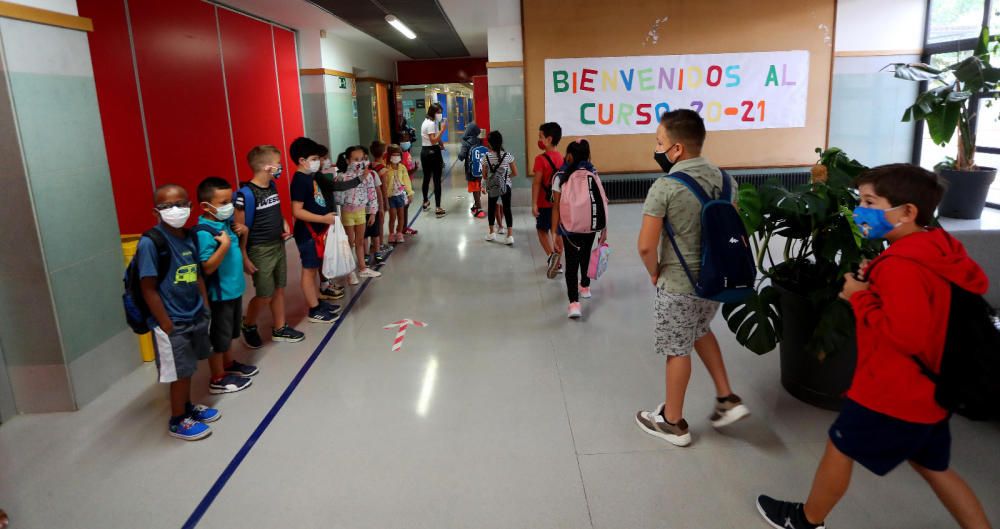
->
[245,296,267,326]
[693,330,734,398]
[911,463,992,529]
[353,225,367,271]
[663,355,692,423]
[537,229,553,255]
[802,440,855,524]
[503,189,514,236]
[497,204,505,228]
[301,268,320,308]
[563,235,582,302]
[474,189,482,211]
[170,377,192,418]
[271,288,286,329]
[488,195,499,232]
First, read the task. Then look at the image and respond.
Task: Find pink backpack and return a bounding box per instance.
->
[558,168,609,234]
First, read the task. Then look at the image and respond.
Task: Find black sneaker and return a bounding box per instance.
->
[241,323,263,349]
[319,286,345,301]
[319,301,342,316]
[272,325,305,343]
[756,495,825,529]
[308,305,339,324]
[209,374,252,394]
[225,360,259,377]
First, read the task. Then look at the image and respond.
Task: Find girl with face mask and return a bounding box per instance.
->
[384,144,414,243]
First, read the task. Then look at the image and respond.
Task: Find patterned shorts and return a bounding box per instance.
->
[654,288,720,357]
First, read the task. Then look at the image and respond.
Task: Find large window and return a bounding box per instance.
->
[919,0,1000,207]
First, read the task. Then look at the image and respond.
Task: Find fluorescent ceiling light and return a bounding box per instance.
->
[385,15,416,40]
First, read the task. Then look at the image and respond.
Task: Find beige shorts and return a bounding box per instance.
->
[342,208,367,227]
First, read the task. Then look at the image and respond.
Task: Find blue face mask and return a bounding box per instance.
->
[400,141,411,151]
[853,206,902,239]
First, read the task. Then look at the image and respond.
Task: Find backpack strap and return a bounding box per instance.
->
[667,172,713,205]
[662,216,699,291]
[237,186,256,229]
[661,172,705,291]
[142,228,171,284]
[190,223,225,300]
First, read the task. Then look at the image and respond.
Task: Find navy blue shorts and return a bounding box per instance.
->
[296,237,322,270]
[829,400,951,476]
[536,207,552,231]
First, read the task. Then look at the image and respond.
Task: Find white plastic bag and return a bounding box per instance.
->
[322,218,356,278]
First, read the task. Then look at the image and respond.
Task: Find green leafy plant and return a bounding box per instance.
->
[722,148,883,356]
[890,26,1000,170]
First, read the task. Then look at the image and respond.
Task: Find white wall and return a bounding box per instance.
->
[487,0,522,62]
[319,31,397,79]
[835,0,926,52]
[9,0,77,15]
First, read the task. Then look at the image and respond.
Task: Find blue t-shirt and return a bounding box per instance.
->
[290,170,330,245]
[136,225,204,325]
[195,217,246,302]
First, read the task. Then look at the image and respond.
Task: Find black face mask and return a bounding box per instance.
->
[654,151,674,173]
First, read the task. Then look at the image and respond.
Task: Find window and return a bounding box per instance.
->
[918,0,1000,208]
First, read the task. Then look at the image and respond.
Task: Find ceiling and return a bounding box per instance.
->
[305,0,483,59]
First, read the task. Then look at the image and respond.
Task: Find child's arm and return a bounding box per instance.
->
[532,159,543,217]
[233,208,256,274]
[509,159,519,177]
[141,278,174,333]
[292,201,335,224]
[199,230,231,275]
[402,167,413,196]
[849,261,934,353]
[197,275,210,312]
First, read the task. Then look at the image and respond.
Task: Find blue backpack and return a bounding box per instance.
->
[663,171,756,303]
[234,181,274,229]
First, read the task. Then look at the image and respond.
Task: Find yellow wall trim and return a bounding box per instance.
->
[486,61,523,68]
[300,68,355,79]
[834,49,923,57]
[356,76,394,84]
[0,1,93,32]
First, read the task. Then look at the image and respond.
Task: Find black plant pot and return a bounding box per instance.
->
[774,283,857,411]
[938,167,996,220]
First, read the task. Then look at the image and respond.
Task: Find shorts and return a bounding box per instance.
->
[342,207,366,227]
[536,207,552,231]
[296,236,323,270]
[389,194,407,209]
[654,288,720,356]
[209,298,242,353]
[830,399,951,476]
[247,240,287,298]
[467,179,482,193]
[152,312,211,383]
[364,212,382,238]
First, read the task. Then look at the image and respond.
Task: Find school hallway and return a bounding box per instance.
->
[1,157,999,529]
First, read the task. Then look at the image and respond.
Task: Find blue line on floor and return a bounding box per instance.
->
[181,202,427,529]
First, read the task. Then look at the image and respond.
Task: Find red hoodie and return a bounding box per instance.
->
[848,229,988,424]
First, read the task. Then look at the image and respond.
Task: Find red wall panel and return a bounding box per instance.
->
[472,74,490,137]
[273,26,305,221]
[217,8,290,221]
[78,0,152,234]
[128,0,236,207]
[396,58,487,85]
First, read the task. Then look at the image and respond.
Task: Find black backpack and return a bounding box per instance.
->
[190,223,225,301]
[122,229,170,334]
[540,154,559,203]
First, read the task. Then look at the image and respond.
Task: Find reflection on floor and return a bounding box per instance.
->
[1,160,999,529]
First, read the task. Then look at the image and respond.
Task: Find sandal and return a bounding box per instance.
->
[435,208,447,218]
[422,201,430,211]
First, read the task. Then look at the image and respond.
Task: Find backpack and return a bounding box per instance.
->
[540,154,559,203]
[663,171,756,303]
[467,145,488,181]
[557,167,608,234]
[235,185,258,229]
[190,223,226,301]
[122,229,170,334]
[485,151,510,194]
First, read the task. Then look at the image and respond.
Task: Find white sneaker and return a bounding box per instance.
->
[349,272,360,285]
[359,268,382,279]
[498,227,506,234]
[504,235,514,246]
[567,302,582,319]
[485,232,496,242]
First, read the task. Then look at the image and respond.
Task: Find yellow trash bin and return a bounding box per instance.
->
[121,235,155,363]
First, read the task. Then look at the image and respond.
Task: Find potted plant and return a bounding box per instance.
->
[891,26,1000,219]
[722,148,883,410]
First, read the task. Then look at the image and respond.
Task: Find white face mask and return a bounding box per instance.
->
[160,206,190,228]
[351,161,365,172]
[321,159,332,170]
[307,159,321,173]
[212,203,235,221]
[389,155,402,164]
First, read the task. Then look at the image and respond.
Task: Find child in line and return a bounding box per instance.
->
[235,145,304,347]
[635,109,749,446]
[335,145,382,284]
[384,143,414,243]
[533,122,564,277]
[315,144,346,302]
[550,139,607,319]
[481,130,517,245]
[756,164,992,529]
[194,177,257,395]
[399,132,418,236]
[137,184,220,441]
[459,123,487,218]
[289,136,341,324]
[367,142,389,265]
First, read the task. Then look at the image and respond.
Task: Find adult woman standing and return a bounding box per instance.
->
[420,102,448,218]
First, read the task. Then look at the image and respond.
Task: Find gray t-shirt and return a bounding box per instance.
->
[642,157,737,294]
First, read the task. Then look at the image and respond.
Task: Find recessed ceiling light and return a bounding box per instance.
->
[385,15,416,40]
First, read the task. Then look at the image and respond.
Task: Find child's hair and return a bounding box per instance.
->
[336,151,349,173]
[197,176,231,204]
[387,144,402,157]
[343,145,365,165]
[854,163,944,226]
[317,144,329,158]
[401,131,411,141]
[659,109,706,151]
[247,145,281,171]
[561,139,592,184]
[370,140,386,159]
[540,122,562,146]
[289,137,321,164]
[153,183,186,203]
[487,130,504,152]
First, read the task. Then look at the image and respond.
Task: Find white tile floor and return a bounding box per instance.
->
[1,160,999,529]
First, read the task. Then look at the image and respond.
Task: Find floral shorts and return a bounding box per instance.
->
[654,288,720,357]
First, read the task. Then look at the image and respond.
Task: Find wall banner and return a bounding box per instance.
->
[544,50,809,136]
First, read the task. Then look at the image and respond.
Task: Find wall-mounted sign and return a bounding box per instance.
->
[338,76,347,90]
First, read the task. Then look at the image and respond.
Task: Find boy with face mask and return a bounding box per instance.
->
[194,177,257,396]
[136,184,219,441]
[757,164,992,529]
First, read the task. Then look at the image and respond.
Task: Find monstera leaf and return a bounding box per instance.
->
[722,286,782,356]
[806,300,857,361]
[736,183,763,234]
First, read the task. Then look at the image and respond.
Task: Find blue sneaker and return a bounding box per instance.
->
[319,301,342,315]
[308,305,339,323]
[209,374,252,395]
[187,403,221,423]
[169,416,211,441]
[225,360,259,377]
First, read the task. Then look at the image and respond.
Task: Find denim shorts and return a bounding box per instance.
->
[296,236,322,270]
[389,194,407,209]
